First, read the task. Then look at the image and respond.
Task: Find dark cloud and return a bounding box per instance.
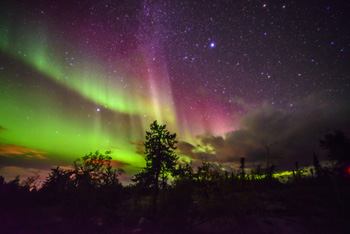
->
[0,166,50,182]
[129,141,145,156]
[177,141,196,158]
[0,126,8,140]
[0,144,47,160]
[0,126,8,131]
[180,96,350,170]
[0,144,72,173]
[107,146,121,150]
[177,141,216,161]
[129,141,144,146]
[111,160,130,168]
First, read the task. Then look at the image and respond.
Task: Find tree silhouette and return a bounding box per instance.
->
[41,166,74,203]
[320,130,350,167]
[313,152,321,177]
[0,175,4,186]
[240,157,246,179]
[173,162,194,181]
[134,120,178,213]
[73,150,123,188]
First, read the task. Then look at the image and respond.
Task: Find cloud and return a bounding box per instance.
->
[0,126,8,131]
[177,140,217,162]
[180,97,350,170]
[0,144,47,160]
[0,126,8,140]
[111,160,130,168]
[177,141,196,158]
[107,146,121,150]
[129,141,145,156]
[0,166,50,183]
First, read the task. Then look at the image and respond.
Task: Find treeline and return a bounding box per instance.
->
[0,123,349,233]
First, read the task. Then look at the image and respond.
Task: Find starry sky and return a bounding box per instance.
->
[0,0,349,182]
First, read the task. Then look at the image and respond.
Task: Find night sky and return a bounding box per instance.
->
[1,0,349,182]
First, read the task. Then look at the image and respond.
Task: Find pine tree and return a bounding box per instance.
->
[134,120,178,213]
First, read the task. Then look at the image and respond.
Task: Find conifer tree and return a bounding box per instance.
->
[134,120,178,213]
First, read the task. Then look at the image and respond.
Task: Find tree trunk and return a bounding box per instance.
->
[153,172,159,214]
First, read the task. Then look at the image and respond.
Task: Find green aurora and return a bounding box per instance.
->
[0,20,181,172]
[1,1,349,182]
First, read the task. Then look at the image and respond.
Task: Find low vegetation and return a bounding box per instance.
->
[0,122,349,233]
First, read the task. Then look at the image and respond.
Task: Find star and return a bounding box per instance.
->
[0,0,349,182]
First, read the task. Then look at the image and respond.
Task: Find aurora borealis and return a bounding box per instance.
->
[1,0,350,182]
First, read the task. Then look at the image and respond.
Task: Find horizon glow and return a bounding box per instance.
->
[0,1,348,181]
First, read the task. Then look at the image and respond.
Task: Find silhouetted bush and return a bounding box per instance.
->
[1,126,350,233]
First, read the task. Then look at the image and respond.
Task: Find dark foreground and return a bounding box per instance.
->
[1,175,349,234]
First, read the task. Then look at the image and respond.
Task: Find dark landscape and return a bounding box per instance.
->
[1,122,349,233]
[1,0,350,233]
